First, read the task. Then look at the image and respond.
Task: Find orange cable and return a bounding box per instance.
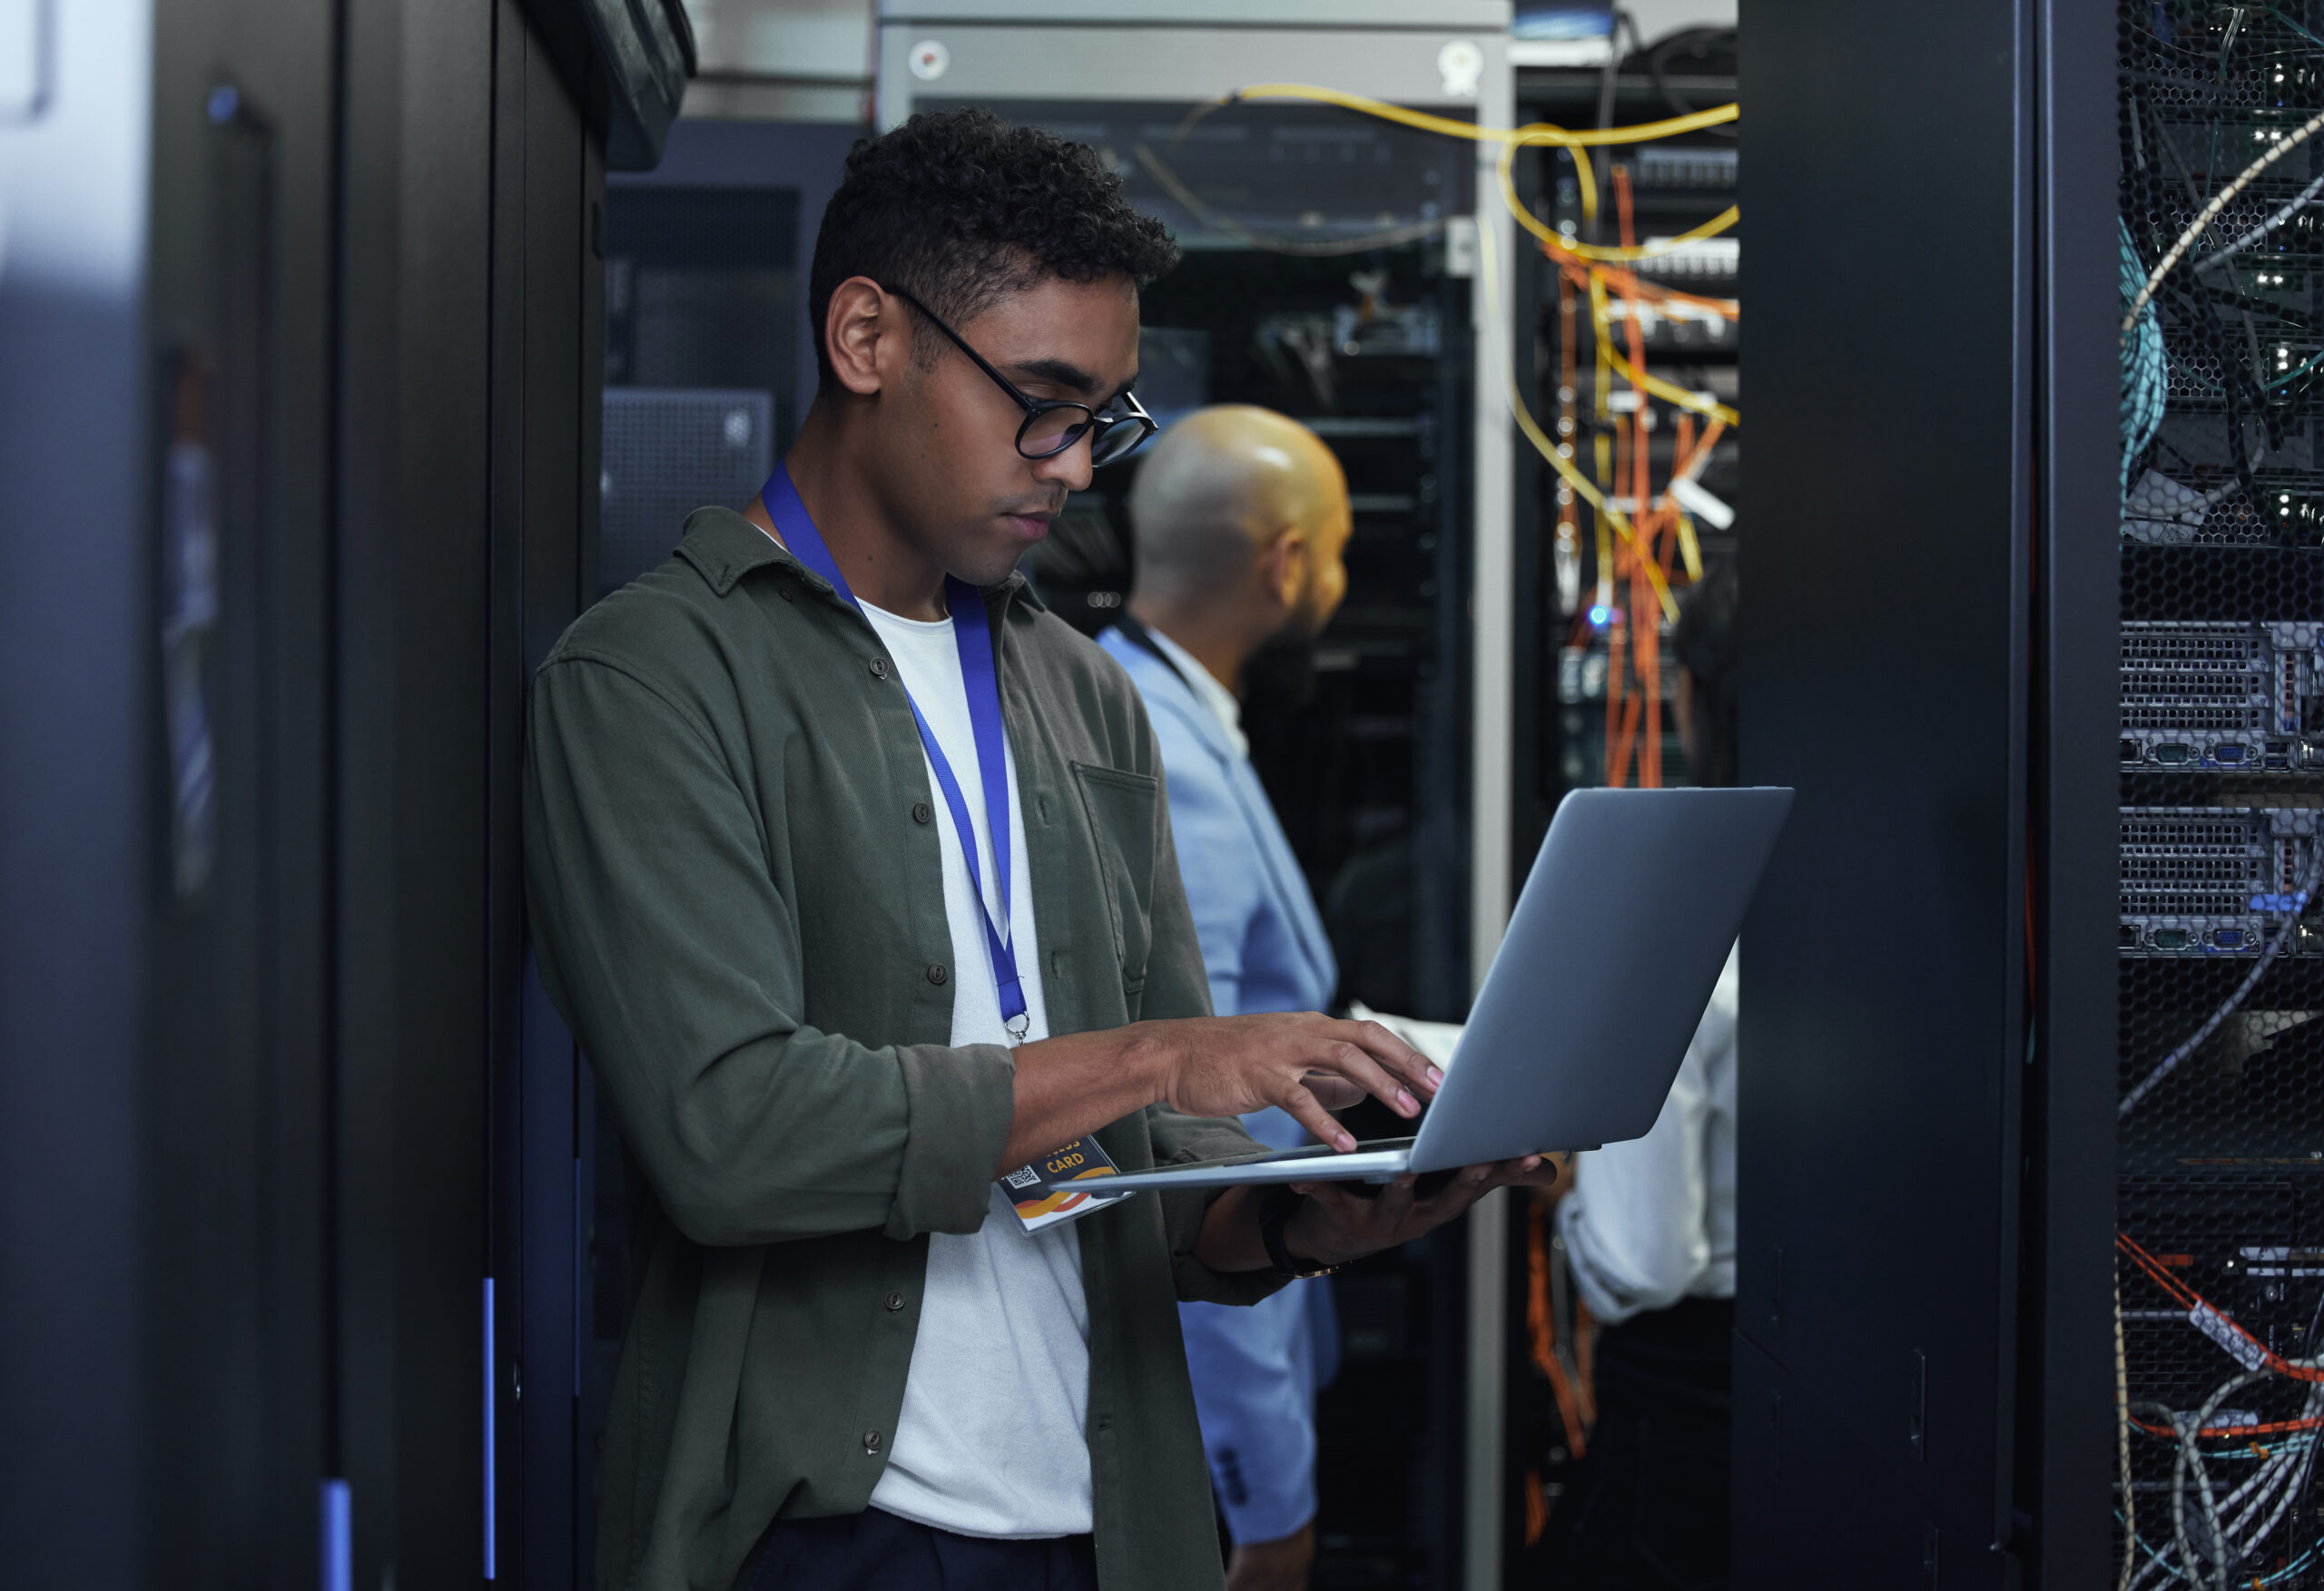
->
[1616,165,1662,790]
[2117,1232,2324,1388]
[1544,247,1741,318]
[1526,1202,1589,1460]
[1575,1293,1598,1428]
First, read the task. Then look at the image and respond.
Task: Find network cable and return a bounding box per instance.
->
[1151,77,1740,633]
[2119,1279,2140,1591]
[2122,102,2324,334]
[1129,144,1451,258]
[1477,215,1678,623]
[1150,83,1738,263]
[2117,839,2324,1120]
[1143,77,1748,447]
[2117,1236,2324,1589]
[2191,166,2324,277]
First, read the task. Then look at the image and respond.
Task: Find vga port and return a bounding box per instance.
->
[2213,744,2250,766]
[2213,928,2250,950]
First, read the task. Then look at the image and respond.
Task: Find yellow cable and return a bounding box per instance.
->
[1228,83,1737,148]
[1231,82,1735,234]
[1570,134,1600,226]
[1497,128,1601,236]
[1219,79,1740,268]
[1220,81,1746,425]
[1531,152,1738,427]
[1592,436,1615,610]
[1219,77,1720,620]
[1557,203,1738,264]
[1494,131,1738,264]
[1479,218,1676,622]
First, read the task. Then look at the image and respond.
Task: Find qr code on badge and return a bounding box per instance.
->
[1004,1164,1042,1191]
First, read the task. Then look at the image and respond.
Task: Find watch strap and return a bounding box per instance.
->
[1256,1184,1338,1279]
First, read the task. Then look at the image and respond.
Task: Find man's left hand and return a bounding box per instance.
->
[1282,1154,1565,1269]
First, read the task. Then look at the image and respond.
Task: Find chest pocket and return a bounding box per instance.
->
[1069,761,1158,1005]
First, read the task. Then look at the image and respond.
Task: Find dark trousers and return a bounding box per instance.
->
[1539,1295,1734,1591]
[744,1508,1098,1591]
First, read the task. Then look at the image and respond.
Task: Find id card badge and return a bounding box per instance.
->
[1001,1136,1128,1233]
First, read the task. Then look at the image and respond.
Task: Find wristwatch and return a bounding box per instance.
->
[1256,1184,1340,1280]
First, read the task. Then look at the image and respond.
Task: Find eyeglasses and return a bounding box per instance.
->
[881,283,1157,466]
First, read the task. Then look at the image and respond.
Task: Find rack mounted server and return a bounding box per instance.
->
[2121,621,2323,771]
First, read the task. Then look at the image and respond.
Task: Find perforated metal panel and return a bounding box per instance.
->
[598,388,773,594]
[2117,8,2324,1585]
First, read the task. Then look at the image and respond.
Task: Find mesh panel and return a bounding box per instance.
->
[599,388,773,596]
[2119,7,2324,1583]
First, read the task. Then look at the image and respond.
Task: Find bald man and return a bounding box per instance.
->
[1098,406,1354,1591]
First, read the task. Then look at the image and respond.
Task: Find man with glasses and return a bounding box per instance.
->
[525,109,1554,1591]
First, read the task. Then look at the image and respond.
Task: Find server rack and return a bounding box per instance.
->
[1502,37,1743,1576]
[1735,1,2120,1586]
[2113,8,2324,1587]
[0,0,673,1581]
[874,5,1521,1585]
[1513,45,1741,839]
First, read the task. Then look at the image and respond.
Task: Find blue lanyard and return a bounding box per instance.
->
[760,466,1029,1041]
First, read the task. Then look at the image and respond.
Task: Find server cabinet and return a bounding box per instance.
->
[1,0,341,1578]
[1735,2,2118,1588]
[2111,7,2324,1589]
[0,0,640,1581]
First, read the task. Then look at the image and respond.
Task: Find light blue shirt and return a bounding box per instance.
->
[1100,624,1341,1546]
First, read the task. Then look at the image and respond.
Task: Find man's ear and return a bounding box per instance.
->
[1261,525,1310,611]
[825,278,901,397]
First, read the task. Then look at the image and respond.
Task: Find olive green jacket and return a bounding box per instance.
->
[523,507,1277,1591]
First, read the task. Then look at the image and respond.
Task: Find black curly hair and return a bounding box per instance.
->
[807,108,1181,392]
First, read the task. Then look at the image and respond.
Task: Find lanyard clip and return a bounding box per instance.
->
[1006,1013,1030,1046]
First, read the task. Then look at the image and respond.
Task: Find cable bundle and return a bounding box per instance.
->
[2118,1236,2324,1589]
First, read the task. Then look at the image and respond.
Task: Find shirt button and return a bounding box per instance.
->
[863,1429,884,1453]
[869,657,890,680]
[926,962,948,986]
[911,801,932,825]
[884,1290,906,1312]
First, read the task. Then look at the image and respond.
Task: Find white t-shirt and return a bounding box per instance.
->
[1555,944,1738,1325]
[855,596,1095,1539]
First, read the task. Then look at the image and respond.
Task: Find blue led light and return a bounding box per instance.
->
[484,1277,497,1578]
[1588,604,1612,627]
[320,1480,350,1591]
[206,85,239,124]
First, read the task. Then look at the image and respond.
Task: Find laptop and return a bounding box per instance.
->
[1095,786,1794,1193]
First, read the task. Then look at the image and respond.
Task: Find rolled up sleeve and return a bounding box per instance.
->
[524,653,1015,1247]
